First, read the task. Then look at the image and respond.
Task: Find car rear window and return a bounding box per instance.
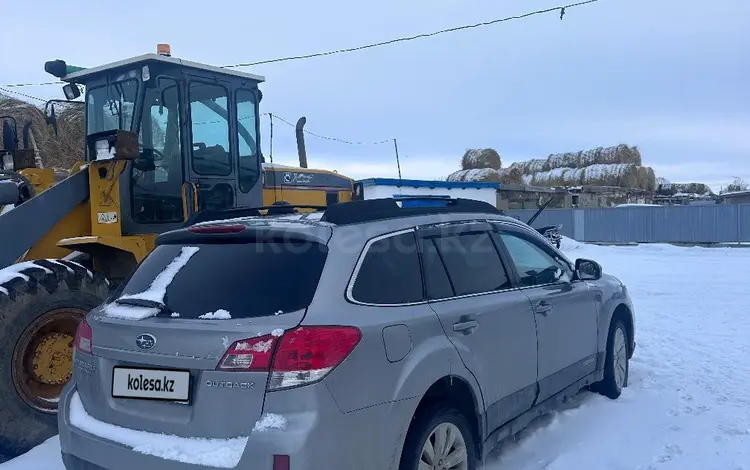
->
[117,241,328,319]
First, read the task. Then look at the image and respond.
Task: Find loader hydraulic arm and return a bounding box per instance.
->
[0,169,89,269]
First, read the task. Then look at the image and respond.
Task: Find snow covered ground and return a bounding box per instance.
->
[3,238,749,469]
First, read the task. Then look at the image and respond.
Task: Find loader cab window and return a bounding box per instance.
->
[86,79,139,140]
[189,82,231,177]
[237,88,260,193]
[131,76,184,224]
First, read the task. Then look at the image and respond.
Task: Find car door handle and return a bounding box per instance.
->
[453,320,479,334]
[534,301,553,316]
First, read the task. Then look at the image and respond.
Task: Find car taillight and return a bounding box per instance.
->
[216,326,361,391]
[273,455,290,470]
[74,320,93,354]
[218,334,276,371]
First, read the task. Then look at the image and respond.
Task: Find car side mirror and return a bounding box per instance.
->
[575,258,602,281]
[62,83,81,100]
[86,130,140,161]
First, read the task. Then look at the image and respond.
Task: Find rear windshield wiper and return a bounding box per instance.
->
[115,298,173,317]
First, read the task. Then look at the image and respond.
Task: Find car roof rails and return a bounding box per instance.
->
[320,197,502,225]
[184,203,327,226]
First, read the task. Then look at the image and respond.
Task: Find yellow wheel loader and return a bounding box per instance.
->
[0,45,353,459]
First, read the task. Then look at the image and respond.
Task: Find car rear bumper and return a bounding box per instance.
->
[59,379,418,470]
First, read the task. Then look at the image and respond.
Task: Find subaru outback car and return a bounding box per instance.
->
[59,197,635,470]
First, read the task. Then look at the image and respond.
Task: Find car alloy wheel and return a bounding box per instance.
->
[419,422,469,470]
[613,326,628,390]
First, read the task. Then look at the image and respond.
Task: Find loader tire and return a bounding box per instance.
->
[0,259,110,459]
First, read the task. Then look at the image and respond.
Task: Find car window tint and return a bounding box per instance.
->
[433,232,511,296]
[421,238,455,300]
[497,232,568,287]
[351,232,424,304]
[117,241,327,318]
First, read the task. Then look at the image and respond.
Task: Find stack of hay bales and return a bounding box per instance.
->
[446,145,656,191]
[447,148,525,184]
[446,167,524,184]
[0,94,84,170]
[657,182,713,196]
[508,144,656,191]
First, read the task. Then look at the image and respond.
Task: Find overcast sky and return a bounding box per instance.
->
[3,0,748,190]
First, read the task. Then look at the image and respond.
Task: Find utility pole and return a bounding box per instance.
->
[393,138,402,181]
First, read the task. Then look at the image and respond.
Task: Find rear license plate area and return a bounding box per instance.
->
[112,367,191,402]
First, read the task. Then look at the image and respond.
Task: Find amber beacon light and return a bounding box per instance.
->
[157,44,172,56]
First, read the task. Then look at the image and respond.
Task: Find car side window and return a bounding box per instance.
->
[351,231,424,304]
[433,232,511,296]
[497,231,570,287]
[420,238,455,300]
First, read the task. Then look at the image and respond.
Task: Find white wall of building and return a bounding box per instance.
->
[362,183,498,206]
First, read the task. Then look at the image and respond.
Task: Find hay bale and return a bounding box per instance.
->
[639,167,657,192]
[546,151,583,170]
[447,168,500,182]
[461,148,501,170]
[508,159,547,174]
[552,144,642,169]
[657,182,713,196]
[446,167,522,185]
[529,163,655,190]
[0,94,84,170]
[503,144,650,190]
[509,144,643,174]
[496,166,524,185]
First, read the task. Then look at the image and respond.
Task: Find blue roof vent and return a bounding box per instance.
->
[392,194,452,207]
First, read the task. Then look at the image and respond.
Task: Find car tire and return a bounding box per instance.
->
[399,404,477,470]
[593,319,629,399]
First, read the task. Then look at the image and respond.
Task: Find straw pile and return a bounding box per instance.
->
[446,144,655,190]
[0,94,84,170]
[447,148,525,184]
[446,167,524,184]
[657,182,713,196]
[510,144,655,191]
[461,148,502,171]
[525,163,656,190]
[508,144,642,173]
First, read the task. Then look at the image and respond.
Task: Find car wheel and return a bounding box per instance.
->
[594,319,629,399]
[400,405,476,470]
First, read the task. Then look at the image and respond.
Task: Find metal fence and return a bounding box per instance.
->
[505,204,750,244]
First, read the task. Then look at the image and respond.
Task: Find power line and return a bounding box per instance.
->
[0,91,390,149]
[3,81,62,88]
[271,114,392,146]
[224,0,597,68]
[3,1,598,88]
[0,86,47,103]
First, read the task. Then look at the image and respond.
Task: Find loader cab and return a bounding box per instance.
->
[47,47,265,236]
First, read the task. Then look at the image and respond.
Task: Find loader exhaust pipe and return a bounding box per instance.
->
[295,117,308,169]
[2,118,18,151]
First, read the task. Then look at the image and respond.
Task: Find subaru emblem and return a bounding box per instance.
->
[136,333,156,350]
